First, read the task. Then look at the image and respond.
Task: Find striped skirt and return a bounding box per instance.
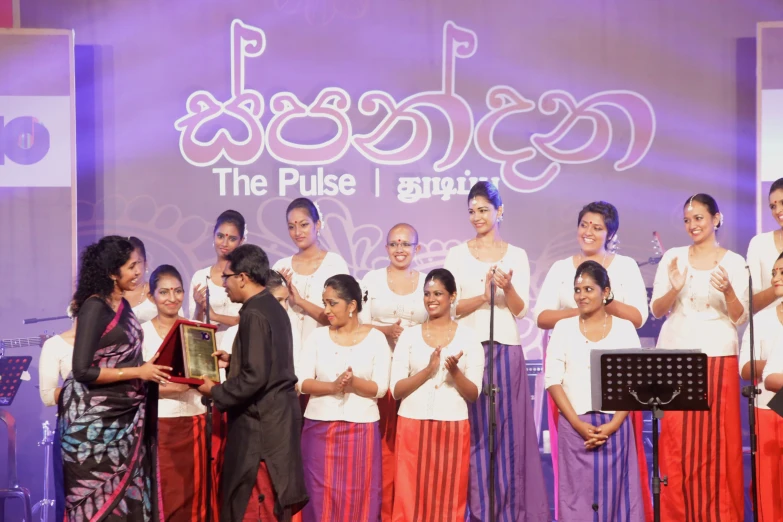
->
[392,416,470,522]
[659,355,744,522]
[158,414,214,522]
[558,413,646,522]
[468,342,550,522]
[379,391,400,522]
[301,419,382,522]
[753,407,783,521]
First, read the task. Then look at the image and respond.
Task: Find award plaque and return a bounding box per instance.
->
[180,324,220,382]
[154,319,219,385]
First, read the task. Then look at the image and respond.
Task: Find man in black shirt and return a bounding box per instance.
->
[198,244,307,521]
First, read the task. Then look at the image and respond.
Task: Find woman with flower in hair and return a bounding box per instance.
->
[296,274,391,522]
[273,198,349,367]
[60,235,172,521]
[650,193,748,522]
[389,268,483,521]
[443,181,549,522]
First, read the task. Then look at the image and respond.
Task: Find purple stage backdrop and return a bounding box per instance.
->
[2,0,783,519]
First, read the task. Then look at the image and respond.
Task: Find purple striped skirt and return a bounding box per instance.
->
[557,413,646,522]
[300,419,382,522]
[467,342,550,522]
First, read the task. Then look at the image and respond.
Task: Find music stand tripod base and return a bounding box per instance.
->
[590,348,709,522]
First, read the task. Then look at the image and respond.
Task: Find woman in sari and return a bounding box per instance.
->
[60,235,172,521]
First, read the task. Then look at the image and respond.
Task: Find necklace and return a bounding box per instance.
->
[330,325,362,347]
[152,316,174,339]
[580,312,609,343]
[425,319,458,389]
[578,251,608,268]
[776,230,783,254]
[687,245,721,310]
[424,319,457,349]
[470,238,506,261]
[386,267,418,295]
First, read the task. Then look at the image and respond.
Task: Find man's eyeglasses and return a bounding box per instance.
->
[387,242,417,249]
[221,272,243,283]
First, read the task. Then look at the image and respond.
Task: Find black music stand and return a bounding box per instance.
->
[0,356,32,406]
[590,349,709,522]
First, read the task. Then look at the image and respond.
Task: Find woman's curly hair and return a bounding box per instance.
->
[71,235,135,315]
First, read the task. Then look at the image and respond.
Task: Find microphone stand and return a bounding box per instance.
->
[203,278,214,522]
[740,267,760,522]
[486,273,498,522]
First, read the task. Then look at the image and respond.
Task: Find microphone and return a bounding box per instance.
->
[205,276,211,325]
[592,503,599,512]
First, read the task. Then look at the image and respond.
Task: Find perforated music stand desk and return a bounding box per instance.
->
[590,349,709,522]
[0,356,32,406]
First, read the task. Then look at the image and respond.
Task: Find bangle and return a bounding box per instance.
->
[118,369,124,377]
[725,294,738,304]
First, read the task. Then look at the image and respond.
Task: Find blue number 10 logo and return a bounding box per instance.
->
[0,116,51,165]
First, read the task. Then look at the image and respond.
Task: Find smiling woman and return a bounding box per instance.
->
[389,268,484,521]
[358,223,428,522]
[443,181,549,522]
[59,235,173,521]
[650,193,748,522]
[534,201,649,331]
[141,265,213,521]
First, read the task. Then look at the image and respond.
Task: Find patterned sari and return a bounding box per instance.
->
[59,300,162,521]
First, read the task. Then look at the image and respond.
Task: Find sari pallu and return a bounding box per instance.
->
[59,301,162,522]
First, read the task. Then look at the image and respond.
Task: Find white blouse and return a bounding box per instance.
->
[651,246,749,357]
[390,324,484,421]
[544,316,641,415]
[141,321,207,418]
[747,231,782,311]
[762,339,783,403]
[297,327,391,423]
[132,297,158,324]
[741,306,783,410]
[533,254,649,328]
[272,252,349,363]
[188,266,242,347]
[444,242,530,345]
[359,268,428,340]
[38,335,73,407]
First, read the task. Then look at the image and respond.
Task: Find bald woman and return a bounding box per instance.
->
[359,223,428,522]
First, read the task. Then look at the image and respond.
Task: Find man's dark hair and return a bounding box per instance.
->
[226,244,269,285]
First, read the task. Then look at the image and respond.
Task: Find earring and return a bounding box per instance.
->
[603,298,607,305]
[349,311,353,318]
